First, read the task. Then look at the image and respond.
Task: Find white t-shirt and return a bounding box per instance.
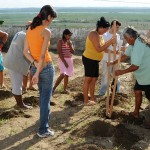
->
[102,31,123,61]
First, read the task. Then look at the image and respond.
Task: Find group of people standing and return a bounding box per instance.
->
[82,17,150,128]
[0,4,150,138]
[1,5,74,138]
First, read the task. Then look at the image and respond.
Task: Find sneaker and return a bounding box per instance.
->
[37,129,54,138]
[47,129,55,136]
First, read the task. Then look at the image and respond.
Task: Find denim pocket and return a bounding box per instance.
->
[39,65,54,84]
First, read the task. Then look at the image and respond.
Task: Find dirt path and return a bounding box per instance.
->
[0,52,150,150]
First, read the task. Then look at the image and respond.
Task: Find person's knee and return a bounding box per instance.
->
[60,73,65,78]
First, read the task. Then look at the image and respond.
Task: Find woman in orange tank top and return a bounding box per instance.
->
[23,5,57,138]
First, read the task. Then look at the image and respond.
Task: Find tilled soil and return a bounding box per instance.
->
[0,52,150,150]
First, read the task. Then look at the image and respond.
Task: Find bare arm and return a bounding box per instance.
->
[36,28,51,74]
[0,31,8,49]
[67,40,74,54]
[115,64,139,76]
[23,28,50,84]
[57,40,68,68]
[104,49,118,54]
[113,54,129,64]
[23,37,35,64]
[89,31,116,52]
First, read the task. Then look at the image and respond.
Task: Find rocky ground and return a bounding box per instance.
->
[0,52,150,150]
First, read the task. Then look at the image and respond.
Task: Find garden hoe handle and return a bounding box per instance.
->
[109,50,122,118]
[108,21,117,118]
[106,50,111,116]
[109,35,123,118]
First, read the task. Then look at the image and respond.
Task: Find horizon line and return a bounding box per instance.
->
[0,6,150,9]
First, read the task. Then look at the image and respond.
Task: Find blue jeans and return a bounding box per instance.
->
[31,64,55,134]
[99,60,120,96]
[0,53,4,71]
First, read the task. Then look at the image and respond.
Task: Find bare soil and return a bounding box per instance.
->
[0,52,150,150]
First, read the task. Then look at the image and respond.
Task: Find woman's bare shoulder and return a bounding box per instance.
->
[89,30,98,39]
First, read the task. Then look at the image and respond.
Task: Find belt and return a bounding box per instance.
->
[30,61,52,68]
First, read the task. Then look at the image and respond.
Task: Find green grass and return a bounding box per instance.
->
[0,118,8,126]
[0,8,150,29]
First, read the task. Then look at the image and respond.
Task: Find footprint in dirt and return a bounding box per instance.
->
[23,96,39,107]
[64,92,84,107]
[23,96,56,107]
[0,109,32,119]
[0,89,12,99]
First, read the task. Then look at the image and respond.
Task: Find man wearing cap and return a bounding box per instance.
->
[4,23,32,108]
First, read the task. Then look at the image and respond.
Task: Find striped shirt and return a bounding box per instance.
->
[61,40,72,58]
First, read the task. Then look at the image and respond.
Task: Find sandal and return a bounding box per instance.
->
[27,87,37,91]
[84,101,96,106]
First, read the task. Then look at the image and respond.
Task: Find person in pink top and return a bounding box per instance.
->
[53,29,74,94]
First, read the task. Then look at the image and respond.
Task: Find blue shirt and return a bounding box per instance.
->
[125,38,150,85]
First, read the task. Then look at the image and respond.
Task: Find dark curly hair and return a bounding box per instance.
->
[96,16,110,31]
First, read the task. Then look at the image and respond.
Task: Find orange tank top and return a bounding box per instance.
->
[26,25,51,62]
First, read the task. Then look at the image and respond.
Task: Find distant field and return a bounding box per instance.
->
[0,7,150,30]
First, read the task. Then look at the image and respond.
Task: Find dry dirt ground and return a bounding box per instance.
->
[0,52,150,150]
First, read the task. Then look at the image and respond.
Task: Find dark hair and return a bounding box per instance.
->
[123,26,150,47]
[123,26,139,39]
[30,5,57,30]
[25,24,30,30]
[111,20,121,27]
[62,29,72,40]
[96,17,110,31]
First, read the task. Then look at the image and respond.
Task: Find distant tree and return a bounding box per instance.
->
[0,21,4,25]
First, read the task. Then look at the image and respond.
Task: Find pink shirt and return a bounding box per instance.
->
[61,41,72,58]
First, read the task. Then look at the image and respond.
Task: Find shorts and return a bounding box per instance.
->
[82,55,100,77]
[58,57,74,77]
[0,53,4,71]
[9,69,23,95]
[134,80,150,100]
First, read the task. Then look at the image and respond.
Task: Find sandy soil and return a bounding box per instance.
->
[0,52,150,150]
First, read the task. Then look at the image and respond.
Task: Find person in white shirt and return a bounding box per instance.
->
[99,20,122,96]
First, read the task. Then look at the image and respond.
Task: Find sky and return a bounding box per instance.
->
[0,0,150,8]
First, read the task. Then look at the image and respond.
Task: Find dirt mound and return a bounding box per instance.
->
[71,120,141,149]
[0,109,32,119]
[68,77,84,91]
[72,92,84,102]
[73,58,82,68]
[114,124,140,149]
[23,96,39,107]
[68,144,103,150]
[71,120,115,137]
[64,100,78,107]
[0,89,12,99]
